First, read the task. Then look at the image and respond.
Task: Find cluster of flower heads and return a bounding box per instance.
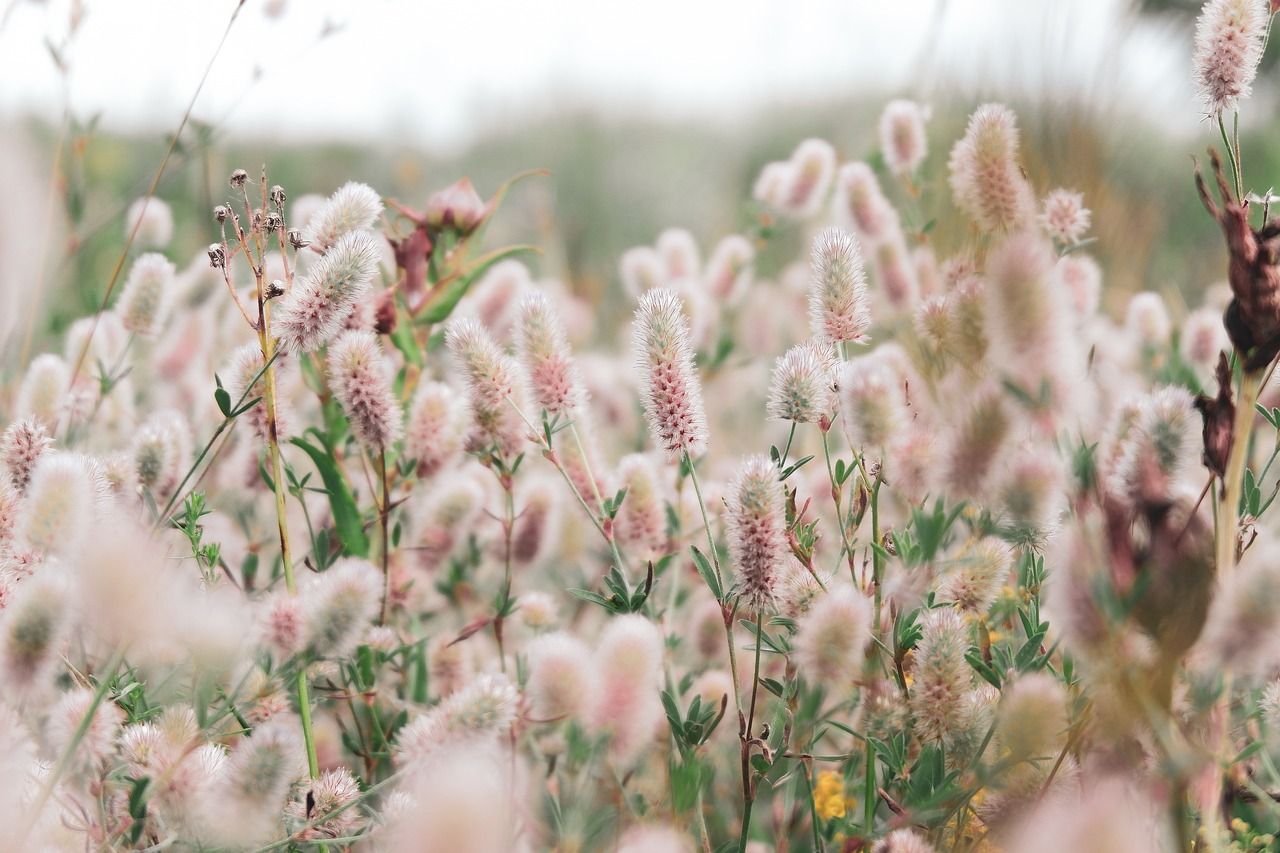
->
[3,3,1280,848]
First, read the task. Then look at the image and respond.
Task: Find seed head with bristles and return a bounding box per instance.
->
[873,830,939,853]
[1109,386,1198,506]
[631,288,709,459]
[328,329,404,450]
[726,454,787,614]
[937,537,1014,617]
[125,196,174,248]
[301,558,382,659]
[1194,0,1270,117]
[837,355,904,452]
[16,354,70,428]
[879,99,930,177]
[395,673,520,766]
[910,607,974,746]
[793,586,872,686]
[516,291,584,416]
[834,162,898,243]
[1039,188,1091,244]
[948,104,1035,234]
[302,181,383,253]
[20,453,96,556]
[1,417,52,495]
[446,316,528,458]
[526,632,597,720]
[118,253,176,338]
[767,340,837,424]
[614,453,669,562]
[703,234,755,303]
[274,230,381,353]
[405,381,466,478]
[809,227,872,345]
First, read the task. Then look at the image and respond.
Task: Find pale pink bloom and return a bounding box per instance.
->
[446,317,528,459]
[590,614,664,764]
[752,160,793,208]
[462,259,531,341]
[703,234,755,302]
[937,537,1014,617]
[1124,291,1172,349]
[1181,306,1230,368]
[997,447,1066,531]
[125,195,173,248]
[1194,0,1270,116]
[984,230,1067,375]
[1053,254,1102,317]
[620,246,667,299]
[1004,775,1162,853]
[526,632,596,720]
[1108,386,1198,506]
[632,288,709,459]
[511,478,560,568]
[396,673,520,765]
[303,181,383,253]
[275,230,381,353]
[780,138,837,219]
[768,340,837,424]
[618,825,695,853]
[382,749,514,853]
[518,590,559,630]
[657,228,701,280]
[944,384,1012,498]
[913,245,942,298]
[411,476,485,573]
[260,593,305,659]
[1,417,52,494]
[301,558,382,659]
[1039,188,1091,244]
[726,454,787,613]
[997,672,1069,764]
[131,409,191,500]
[118,253,176,338]
[614,453,669,563]
[48,686,124,778]
[838,354,904,451]
[889,423,937,505]
[63,311,128,375]
[0,571,69,696]
[833,161,899,243]
[20,453,96,555]
[809,227,872,345]
[285,766,366,840]
[691,669,735,709]
[328,329,403,449]
[879,99,930,176]
[948,104,1036,233]
[910,607,974,746]
[516,291,584,416]
[15,353,70,427]
[1198,531,1280,675]
[201,717,306,847]
[405,381,466,477]
[224,343,294,443]
[871,234,919,310]
[873,829,938,853]
[794,586,872,686]
[425,177,486,233]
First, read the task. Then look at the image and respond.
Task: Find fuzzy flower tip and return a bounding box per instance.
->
[21,453,96,555]
[275,230,380,353]
[809,227,872,345]
[1039,188,1091,244]
[125,196,174,248]
[118,253,176,337]
[405,381,465,477]
[768,340,837,424]
[948,103,1035,234]
[838,355,903,451]
[879,99,930,177]
[910,607,973,745]
[1194,0,1270,117]
[446,316,527,458]
[632,288,709,459]
[302,558,382,659]
[396,673,520,765]
[794,586,872,686]
[304,181,383,252]
[516,291,584,416]
[726,454,787,613]
[527,632,596,720]
[1,417,53,494]
[328,329,403,450]
[615,453,668,562]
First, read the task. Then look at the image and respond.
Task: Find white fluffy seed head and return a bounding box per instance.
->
[837,354,904,452]
[1,417,53,494]
[809,227,872,345]
[516,291,584,415]
[526,632,596,720]
[591,614,665,763]
[301,558,382,659]
[125,196,174,248]
[703,234,755,303]
[879,99,930,177]
[446,316,527,458]
[118,253,176,337]
[328,329,404,449]
[620,246,667,299]
[632,288,709,459]
[948,103,1035,234]
[615,452,668,563]
[131,409,191,500]
[396,673,520,766]
[1109,386,1198,507]
[275,230,381,353]
[1181,306,1230,368]
[834,162,899,243]
[1194,0,1270,117]
[405,381,466,478]
[937,537,1014,617]
[780,138,837,219]
[910,607,974,746]
[1125,291,1172,349]
[303,181,383,252]
[20,453,96,555]
[1039,188,1091,244]
[794,586,872,687]
[768,340,838,424]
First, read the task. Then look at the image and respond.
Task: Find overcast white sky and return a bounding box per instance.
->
[0,0,1196,150]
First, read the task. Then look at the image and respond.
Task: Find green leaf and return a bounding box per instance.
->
[690,546,723,602]
[419,244,540,325]
[289,434,370,557]
[966,650,1003,689]
[213,376,232,418]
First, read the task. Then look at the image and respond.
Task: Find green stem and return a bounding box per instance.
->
[821,430,857,585]
[377,448,392,624]
[297,669,320,778]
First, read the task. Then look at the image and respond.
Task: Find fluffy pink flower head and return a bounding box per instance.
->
[872,235,920,311]
[1194,0,1270,116]
[405,380,466,477]
[615,453,669,562]
[794,585,872,686]
[20,452,96,556]
[526,631,597,720]
[446,316,528,458]
[49,685,124,778]
[301,558,382,659]
[657,228,701,280]
[1109,386,1198,506]
[945,384,1012,498]
[125,195,174,248]
[396,673,520,766]
[118,253,176,338]
[948,104,1035,234]
[1,417,52,494]
[1125,291,1172,349]
[516,290,585,416]
[224,343,293,443]
[768,340,837,425]
[1039,188,1091,244]
[879,99,930,177]
[1054,254,1102,317]
[286,766,366,840]
[781,138,837,218]
[703,234,755,302]
[425,177,486,234]
[131,409,192,500]
[910,607,973,746]
[1181,306,1230,368]
[15,354,69,427]
[620,246,667,299]
[590,614,665,764]
[275,229,381,352]
[809,227,872,345]
[327,329,403,450]
[726,454,787,614]
[834,162,899,243]
[303,181,383,253]
[838,354,904,452]
[632,288,709,459]
[937,537,1014,617]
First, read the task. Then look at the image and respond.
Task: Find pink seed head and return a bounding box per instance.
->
[632,288,709,459]
[768,340,838,425]
[303,181,383,253]
[516,290,585,416]
[1039,188,1091,244]
[327,329,404,450]
[275,229,381,353]
[948,103,1035,234]
[1194,0,1269,116]
[726,454,787,614]
[809,227,872,346]
[879,99,930,177]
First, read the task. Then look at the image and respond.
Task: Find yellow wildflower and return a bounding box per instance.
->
[813,770,847,820]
